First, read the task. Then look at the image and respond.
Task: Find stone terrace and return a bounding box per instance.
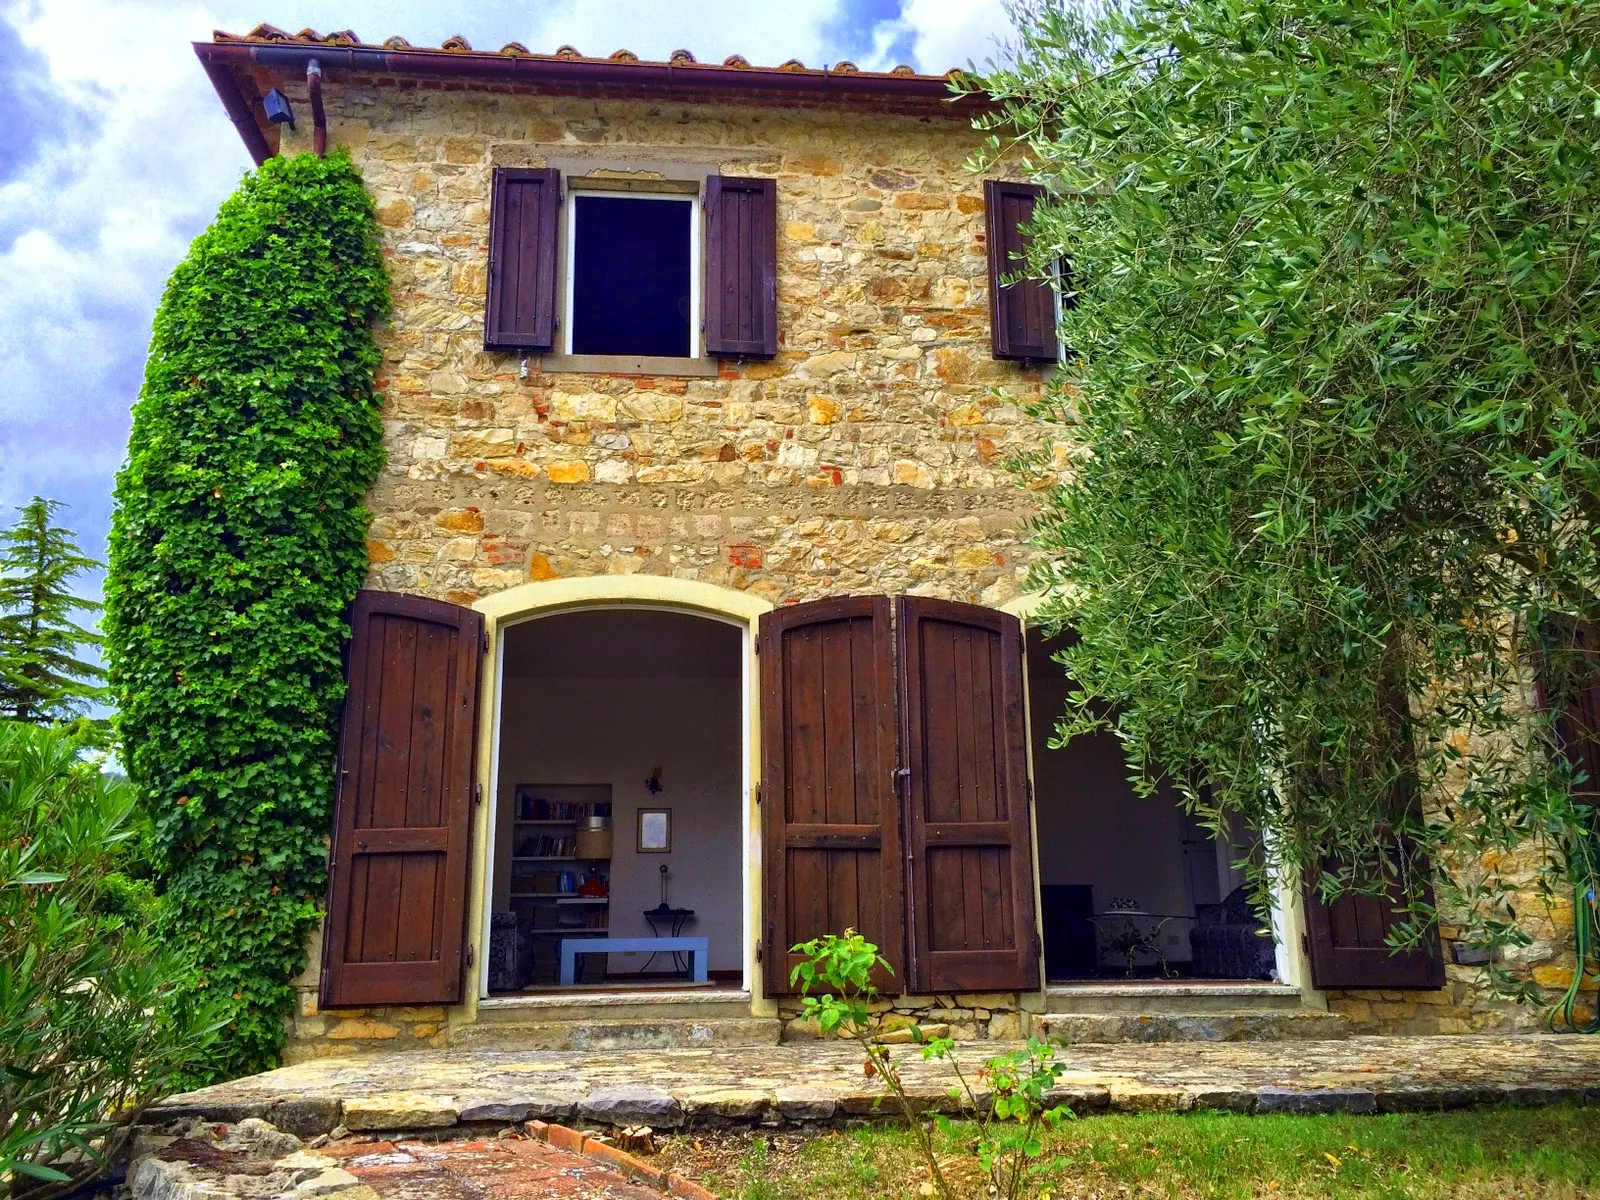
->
[157,1035,1600,1135]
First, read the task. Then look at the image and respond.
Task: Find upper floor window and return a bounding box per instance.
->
[484,167,775,370]
[566,191,697,358]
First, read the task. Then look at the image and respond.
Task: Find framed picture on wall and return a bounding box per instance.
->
[637,808,671,853]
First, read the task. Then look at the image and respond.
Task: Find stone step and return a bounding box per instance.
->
[1044,983,1305,1015]
[473,991,753,1025]
[1035,1009,1348,1044]
[451,1015,781,1051]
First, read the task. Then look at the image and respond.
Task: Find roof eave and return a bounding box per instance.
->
[194,40,977,111]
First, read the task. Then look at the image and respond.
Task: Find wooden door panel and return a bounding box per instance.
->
[900,597,1039,993]
[761,597,901,994]
[323,591,483,1008]
[1303,849,1445,990]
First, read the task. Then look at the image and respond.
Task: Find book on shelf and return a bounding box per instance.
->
[515,794,616,822]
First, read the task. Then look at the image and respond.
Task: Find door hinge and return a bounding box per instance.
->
[473,781,483,806]
[466,944,475,967]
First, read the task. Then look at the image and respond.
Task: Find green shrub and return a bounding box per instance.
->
[104,150,389,1081]
[793,931,1072,1200]
[0,720,221,1198]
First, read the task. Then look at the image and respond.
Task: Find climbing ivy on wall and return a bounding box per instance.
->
[105,150,389,1080]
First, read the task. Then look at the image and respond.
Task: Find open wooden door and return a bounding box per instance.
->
[322,591,484,1008]
[899,597,1040,993]
[1302,676,1445,991]
[1302,846,1445,990]
[759,597,902,995]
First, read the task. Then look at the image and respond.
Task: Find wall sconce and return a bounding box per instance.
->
[263,88,296,131]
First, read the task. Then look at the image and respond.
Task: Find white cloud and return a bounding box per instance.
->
[864,0,1016,73]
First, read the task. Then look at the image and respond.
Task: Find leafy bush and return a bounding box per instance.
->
[104,150,389,1080]
[793,931,1072,1200]
[0,720,220,1198]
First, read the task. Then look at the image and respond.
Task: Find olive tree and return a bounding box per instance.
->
[976,0,1600,1004]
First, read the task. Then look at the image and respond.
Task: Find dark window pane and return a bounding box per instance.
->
[571,195,692,357]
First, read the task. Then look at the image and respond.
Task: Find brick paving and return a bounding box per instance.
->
[320,1137,664,1200]
[155,1033,1600,1134]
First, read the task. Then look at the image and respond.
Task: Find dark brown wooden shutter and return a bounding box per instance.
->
[485,167,560,352]
[322,590,484,1008]
[1302,844,1446,990]
[1536,615,1600,805]
[760,597,902,995]
[1302,675,1444,990]
[898,597,1040,992]
[985,180,1058,362]
[704,175,778,358]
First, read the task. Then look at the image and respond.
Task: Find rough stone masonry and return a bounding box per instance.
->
[273,76,1059,608]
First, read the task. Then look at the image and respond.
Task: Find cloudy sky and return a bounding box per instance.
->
[0,0,1017,592]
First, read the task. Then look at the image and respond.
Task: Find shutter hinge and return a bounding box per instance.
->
[1027,778,1035,806]
[755,939,763,963]
[474,781,483,806]
[1301,933,1310,957]
[466,944,475,967]
[754,782,761,806]
[482,628,489,656]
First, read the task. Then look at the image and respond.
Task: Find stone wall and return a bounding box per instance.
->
[272,76,1057,611]
[779,993,1028,1043]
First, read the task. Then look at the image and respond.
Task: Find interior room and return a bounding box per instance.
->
[487,608,744,993]
[1027,631,1275,983]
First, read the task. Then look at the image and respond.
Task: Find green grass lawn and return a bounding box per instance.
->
[661,1106,1600,1199]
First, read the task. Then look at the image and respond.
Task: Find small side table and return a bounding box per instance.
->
[1088,910,1193,978]
[641,906,696,976]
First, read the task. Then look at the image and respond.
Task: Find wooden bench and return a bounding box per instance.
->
[558,936,709,986]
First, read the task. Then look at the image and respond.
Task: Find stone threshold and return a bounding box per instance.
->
[478,989,751,1011]
[1045,982,1300,998]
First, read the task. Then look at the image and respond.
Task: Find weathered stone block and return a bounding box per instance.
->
[578,1086,684,1128]
[341,1094,458,1131]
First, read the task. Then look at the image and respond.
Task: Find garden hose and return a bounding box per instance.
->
[1550,875,1600,1034]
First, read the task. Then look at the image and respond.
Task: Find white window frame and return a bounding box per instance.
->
[562,188,702,360]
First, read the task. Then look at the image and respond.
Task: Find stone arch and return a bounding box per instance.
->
[473,574,773,627]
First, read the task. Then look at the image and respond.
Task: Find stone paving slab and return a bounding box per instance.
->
[155,1034,1600,1132]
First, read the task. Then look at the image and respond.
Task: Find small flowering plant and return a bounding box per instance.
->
[792,930,1074,1200]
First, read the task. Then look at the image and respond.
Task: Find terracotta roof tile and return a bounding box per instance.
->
[208,26,941,82]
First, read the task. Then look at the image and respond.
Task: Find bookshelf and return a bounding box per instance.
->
[506,783,612,985]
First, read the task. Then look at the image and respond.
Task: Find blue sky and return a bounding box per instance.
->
[0,0,1016,593]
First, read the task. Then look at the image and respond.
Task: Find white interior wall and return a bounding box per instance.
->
[1028,634,1243,965]
[493,611,743,976]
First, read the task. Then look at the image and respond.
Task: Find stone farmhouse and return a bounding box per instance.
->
[194,26,1555,1062]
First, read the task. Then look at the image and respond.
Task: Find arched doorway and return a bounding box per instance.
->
[468,578,770,1002]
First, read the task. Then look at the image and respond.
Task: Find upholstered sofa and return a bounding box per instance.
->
[1189,887,1276,980]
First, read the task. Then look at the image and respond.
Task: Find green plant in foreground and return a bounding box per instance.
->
[104,149,389,1081]
[792,931,1073,1200]
[0,720,221,1199]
